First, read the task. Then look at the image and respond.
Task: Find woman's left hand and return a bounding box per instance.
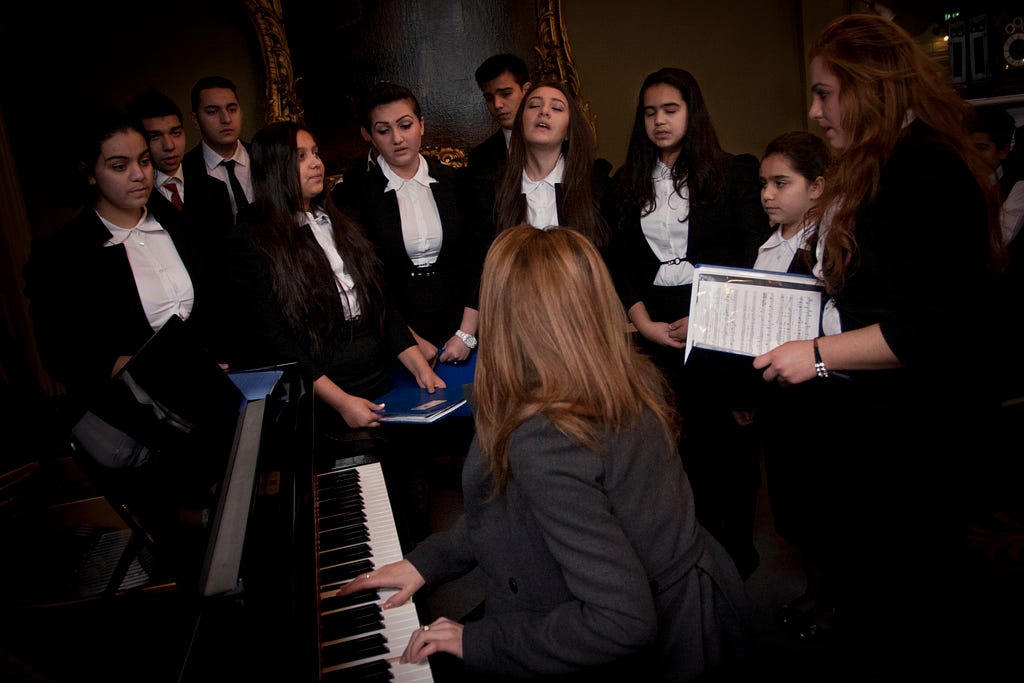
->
[401,617,464,664]
[438,335,471,364]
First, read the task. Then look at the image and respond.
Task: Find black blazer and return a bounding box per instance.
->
[23,199,205,415]
[333,157,484,346]
[181,142,247,229]
[610,153,768,314]
[467,128,508,185]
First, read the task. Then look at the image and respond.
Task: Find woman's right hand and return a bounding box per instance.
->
[335,559,426,610]
[629,302,685,349]
[637,319,685,349]
[313,376,384,428]
[336,394,386,429]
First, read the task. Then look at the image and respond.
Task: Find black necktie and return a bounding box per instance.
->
[221,159,249,210]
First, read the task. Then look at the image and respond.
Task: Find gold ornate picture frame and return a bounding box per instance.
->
[241,0,593,163]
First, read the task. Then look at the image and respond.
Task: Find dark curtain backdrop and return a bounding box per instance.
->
[282,0,537,177]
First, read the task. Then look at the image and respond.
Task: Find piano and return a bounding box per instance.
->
[313,459,435,682]
[0,316,443,681]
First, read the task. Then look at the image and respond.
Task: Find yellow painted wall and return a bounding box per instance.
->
[563,0,848,169]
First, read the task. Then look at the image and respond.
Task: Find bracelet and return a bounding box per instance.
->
[813,337,829,378]
[454,329,478,350]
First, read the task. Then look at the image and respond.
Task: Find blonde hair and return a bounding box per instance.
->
[474,225,678,493]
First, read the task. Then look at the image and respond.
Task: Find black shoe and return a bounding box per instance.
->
[775,593,814,629]
[796,608,836,643]
[796,621,834,642]
[775,604,809,629]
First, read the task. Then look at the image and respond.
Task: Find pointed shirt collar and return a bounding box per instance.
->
[378,155,435,193]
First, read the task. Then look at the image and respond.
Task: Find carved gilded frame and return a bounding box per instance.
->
[241,0,591,163]
[241,0,305,123]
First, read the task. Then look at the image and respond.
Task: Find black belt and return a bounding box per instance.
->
[410,264,438,278]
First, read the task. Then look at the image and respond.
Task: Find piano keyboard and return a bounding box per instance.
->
[315,462,435,682]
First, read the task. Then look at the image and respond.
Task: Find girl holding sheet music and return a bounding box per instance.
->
[753,14,1006,680]
[609,67,769,579]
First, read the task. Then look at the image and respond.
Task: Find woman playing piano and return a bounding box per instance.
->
[340,225,752,681]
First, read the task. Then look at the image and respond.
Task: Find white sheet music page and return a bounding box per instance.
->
[685,265,824,360]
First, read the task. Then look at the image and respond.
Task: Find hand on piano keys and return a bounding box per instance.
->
[316,461,436,681]
[336,559,425,611]
[401,616,465,664]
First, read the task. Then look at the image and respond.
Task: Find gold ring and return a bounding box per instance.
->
[422,625,430,632]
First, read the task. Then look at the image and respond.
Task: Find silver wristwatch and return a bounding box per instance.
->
[455,329,478,349]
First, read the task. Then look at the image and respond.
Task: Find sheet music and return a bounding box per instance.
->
[685,265,824,360]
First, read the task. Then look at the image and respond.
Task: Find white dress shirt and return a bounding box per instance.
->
[813,208,842,335]
[753,223,815,273]
[154,168,185,204]
[522,155,564,230]
[642,161,694,286]
[201,140,253,214]
[378,155,443,266]
[305,209,362,319]
[1002,179,1024,245]
[101,208,194,331]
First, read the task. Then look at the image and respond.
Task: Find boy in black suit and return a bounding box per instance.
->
[126,87,233,235]
[468,54,531,181]
[182,75,252,221]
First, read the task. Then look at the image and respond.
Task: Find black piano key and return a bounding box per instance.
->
[322,658,392,683]
[320,559,374,587]
[319,473,360,489]
[321,633,389,668]
[319,512,368,533]
[320,542,371,566]
[320,525,370,548]
[319,483,364,505]
[319,469,359,485]
[317,480,361,499]
[319,498,366,517]
[322,604,384,639]
[321,588,380,611]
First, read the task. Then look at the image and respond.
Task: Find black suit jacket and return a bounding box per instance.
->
[23,199,206,415]
[181,143,246,230]
[332,158,484,347]
[467,129,508,183]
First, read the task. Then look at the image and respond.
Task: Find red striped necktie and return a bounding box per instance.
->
[163,180,183,211]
